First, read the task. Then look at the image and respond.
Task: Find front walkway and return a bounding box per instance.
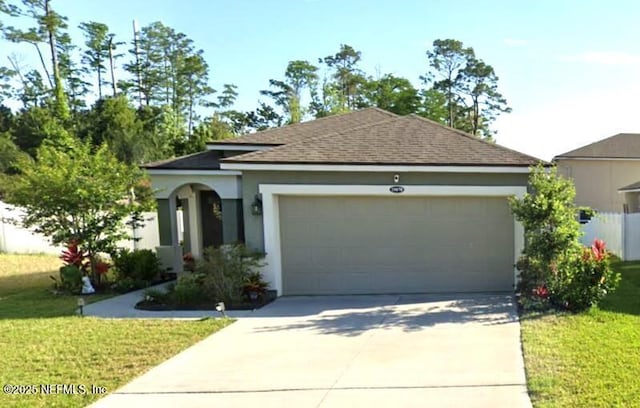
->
[89,294,532,408]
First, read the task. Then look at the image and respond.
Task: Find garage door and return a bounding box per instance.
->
[279,195,514,295]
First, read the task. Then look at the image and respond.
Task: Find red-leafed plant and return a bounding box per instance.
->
[591,239,606,261]
[532,285,549,299]
[94,261,111,275]
[510,165,621,312]
[60,240,89,272]
[183,252,196,272]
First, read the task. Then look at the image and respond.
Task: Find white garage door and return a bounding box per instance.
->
[279,195,514,295]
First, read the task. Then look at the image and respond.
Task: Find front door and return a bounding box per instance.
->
[200,190,223,250]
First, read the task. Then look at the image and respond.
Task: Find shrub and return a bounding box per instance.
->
[173,273,207,306]
[510,165,621,312]
[113,249,162,284]
[58,265,83,294]
[143,287,170,303]
[111,277,140,293]
[550,240,621,311]
[242,271,269,300]
[196,244,266,305]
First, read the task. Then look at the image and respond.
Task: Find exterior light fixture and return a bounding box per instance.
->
[251,195,263,216]
[77,297,86,316]
[215,302,226,317]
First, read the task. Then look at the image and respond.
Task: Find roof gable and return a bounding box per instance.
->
[223,114,541,167]
[555,133,640,159]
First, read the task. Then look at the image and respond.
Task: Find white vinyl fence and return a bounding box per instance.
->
[581,212,640,261]
[0,201,163,254]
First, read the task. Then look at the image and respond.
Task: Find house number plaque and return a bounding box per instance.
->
[389,186,405,194]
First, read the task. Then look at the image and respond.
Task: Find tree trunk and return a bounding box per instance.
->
[97,54,102,99]
[132,20,143,107]
[472,96,479,136]
[108,36,117,96]
[44,0,69,119]
[32,43,53,88]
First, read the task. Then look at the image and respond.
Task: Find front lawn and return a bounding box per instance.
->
[0,253,231,408]
[521,260,640,407]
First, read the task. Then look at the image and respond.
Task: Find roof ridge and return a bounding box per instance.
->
[221,116,404,162]
[554,133,640,158]
[211,107,397,144]
[405,114,545,162]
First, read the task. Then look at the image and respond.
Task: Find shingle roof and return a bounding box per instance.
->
[223,114,541,167]
[209,107,397,146]
[619,180,640,192]
[143,150,222,170]
[555,133,640,159]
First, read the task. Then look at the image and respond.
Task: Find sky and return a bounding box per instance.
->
[3,0,640,161]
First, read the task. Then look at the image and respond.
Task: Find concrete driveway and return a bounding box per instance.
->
[91,294,531,408]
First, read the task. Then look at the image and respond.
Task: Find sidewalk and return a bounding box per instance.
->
[83,282,257,319]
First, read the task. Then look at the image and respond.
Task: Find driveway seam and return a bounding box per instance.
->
[315,295,402,407]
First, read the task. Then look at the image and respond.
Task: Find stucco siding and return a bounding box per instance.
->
[556,159,640,212]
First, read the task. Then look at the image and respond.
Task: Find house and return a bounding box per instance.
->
[144,108,541,296]
[554,133,640,213]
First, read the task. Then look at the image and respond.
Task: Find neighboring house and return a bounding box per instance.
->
[144,108,541,296]
[554,133,640,213]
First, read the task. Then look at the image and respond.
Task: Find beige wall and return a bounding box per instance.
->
[555,159,640,212]
[241,170,529,252]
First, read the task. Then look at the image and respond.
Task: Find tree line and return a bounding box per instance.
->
[0,0,512,177]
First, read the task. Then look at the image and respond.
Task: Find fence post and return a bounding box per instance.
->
[0,202,5,252]
[622,212,627,261]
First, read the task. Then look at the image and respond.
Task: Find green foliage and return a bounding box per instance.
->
[242,271,269,299]
[79,21,110,98]
[552,243,621,311]
[11,105,73,156]
[194,244,266,305]
[110,276,138,293]
[143,287,170,302]
[322,44,366,111]
[173,273,207,306]
[422,38,510,138]
[113,248,162,284]
[58,265,82,294]
[510,165,621,312]
[0,131,29,180]
[121,21,213,132]
[417,88,448,124]
[3,141,152,283]
[359,74,420,115]
[261,60,319,124]
[79,95,151,164]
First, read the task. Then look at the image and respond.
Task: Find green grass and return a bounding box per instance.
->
[0,253,231,407]
[521,260,640,407]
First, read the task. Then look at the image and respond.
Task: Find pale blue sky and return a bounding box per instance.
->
[4,0,640,160]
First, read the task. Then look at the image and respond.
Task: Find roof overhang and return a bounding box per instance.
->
[205,143,275,151]
[219,163,532,173]
[145,169,242,176]
[554,156,640,161]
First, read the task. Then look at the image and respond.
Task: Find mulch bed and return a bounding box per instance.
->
[135,291,276,311]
